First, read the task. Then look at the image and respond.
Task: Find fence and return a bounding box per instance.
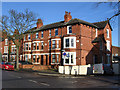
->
[59,64,93,75]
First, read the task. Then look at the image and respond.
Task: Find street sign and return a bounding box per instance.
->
[63,52,66,56]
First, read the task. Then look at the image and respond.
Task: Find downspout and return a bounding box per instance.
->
[79,24,81,65]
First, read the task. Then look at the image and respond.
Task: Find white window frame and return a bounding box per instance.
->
[95,28,98,37]
[37,42,39,50]
[28,34,31,40]
[41,31,43,38]
[36,33,39,39]
[4,46,8,53]
[106,40,110,51]
[29,44,31,50]
[106,29,109,38]
[63,52,76,65]
[57,40,59,48]
[64,37,76,48]
[5,39,8,45]
[67,25,72,34]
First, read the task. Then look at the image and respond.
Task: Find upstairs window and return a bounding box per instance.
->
[36,33,39,39]
[67,26,72,34]
[26,44,28,50]
[55,28,58,36]
[52,40,56,49]
[106,29,109,38]
[33,43,36,50]
[49,30,51,37]
[5,39,8,45]
[65,39,69,47]
[41,31,43,38]
[28,34,31,40]
[29,44,31,50]
[64,37,76,48]
[57,40,59,48]
[37,43,39,50]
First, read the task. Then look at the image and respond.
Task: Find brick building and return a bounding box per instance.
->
[21,11,112,66]
[1,11,112,66]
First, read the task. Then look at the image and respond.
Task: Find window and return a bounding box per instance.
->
[4,46,8,53]
[57,40,59,48]
[29,55,31,59]
[26,44,28,50]
[41,42,44,50]
[55,28,58,36]
[52,40,55,49]
[49,41,51,49]
[100,41,103,50]
[33,43,36,50]
[25,55,28,61]
[37,55,39,63]
[49,30,51,37]
[67,26,72,34]
[28,34,31,40]
[107,29,109,38]
[41,31,43,38]
[33,55,36,63]
[95,28,98,37]
[64,52,76,65]
[5,39,8,45]
[57,54,59,63]
[37,43,39,50]
[71,54,73,63]
[65,39,69,47]
[71,38,74,47]
[115,54,118,56]
[64,37,76,48]
[29,44,31,50]
[52,55,55,63]
[106,40,110,51]
[36,33,39,39]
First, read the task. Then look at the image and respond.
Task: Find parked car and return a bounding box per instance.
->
[93,63,114,75]
[2,62,14,70]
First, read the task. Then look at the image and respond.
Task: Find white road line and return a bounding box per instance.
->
[29,80,50,86]
[29,80,38,84]
[40,83,50,86]
[72,81,78,83]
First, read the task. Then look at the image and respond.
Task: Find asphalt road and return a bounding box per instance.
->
[1,70,120,88]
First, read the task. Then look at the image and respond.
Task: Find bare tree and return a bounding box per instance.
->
[1,9,38,70]
[96,2,120,21]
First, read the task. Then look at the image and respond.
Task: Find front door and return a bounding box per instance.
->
[41,55,43,65]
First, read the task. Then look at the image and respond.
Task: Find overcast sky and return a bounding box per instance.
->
[1,1,119,47]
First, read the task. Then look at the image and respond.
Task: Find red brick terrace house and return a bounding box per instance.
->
[6,11,113,66]
[1,30,22,62]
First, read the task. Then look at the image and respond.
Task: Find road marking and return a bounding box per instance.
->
[29,80,38,84]
[40,82,50,86]
[29,80,50,86]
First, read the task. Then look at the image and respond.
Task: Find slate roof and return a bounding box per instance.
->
[92,21,108,29]
[24,18,98,34]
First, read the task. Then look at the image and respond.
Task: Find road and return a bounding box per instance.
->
[1,70,120,88]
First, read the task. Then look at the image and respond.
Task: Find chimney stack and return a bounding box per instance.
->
[64,11,72,22]
[37,19,43,29]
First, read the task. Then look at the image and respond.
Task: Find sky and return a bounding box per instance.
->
[1,2,119,47]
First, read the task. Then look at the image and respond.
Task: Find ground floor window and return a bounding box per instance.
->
[33,55,36,63]
[25,55,28,61]
[52,55,55,63]
[37,55,39,63]
[64,52,76,65]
